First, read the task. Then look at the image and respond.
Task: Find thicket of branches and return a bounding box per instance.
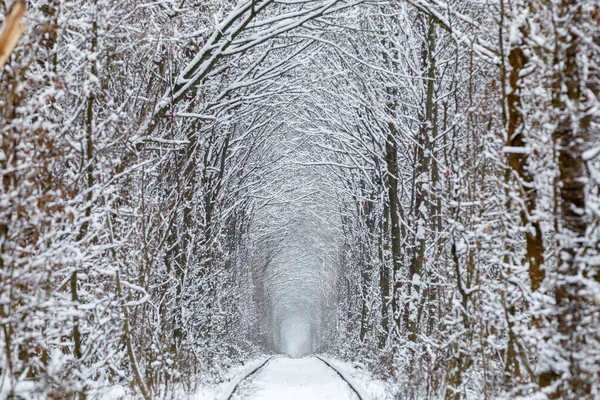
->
[318,1,600,399]
[0,0,598,399]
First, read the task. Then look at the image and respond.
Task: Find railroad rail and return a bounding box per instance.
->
[222,356,274,400]
[314,356,366,400]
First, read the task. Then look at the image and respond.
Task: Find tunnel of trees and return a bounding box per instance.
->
[0,0,599,398]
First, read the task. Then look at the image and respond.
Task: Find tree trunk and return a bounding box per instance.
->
[505,20,545,292]
[539,1,596,396]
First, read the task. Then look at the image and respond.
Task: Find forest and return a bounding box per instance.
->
[0,0,599,399]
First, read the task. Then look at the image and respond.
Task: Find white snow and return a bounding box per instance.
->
[317,357,391,400]
[186,357,271,400]
[230,357,360,400]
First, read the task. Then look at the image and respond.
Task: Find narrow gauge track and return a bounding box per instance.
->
[226,355,366,400]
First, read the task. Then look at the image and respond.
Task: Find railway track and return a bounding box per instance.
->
[314,356,366,400]
[222,356,274,400]
[225,355,367,400]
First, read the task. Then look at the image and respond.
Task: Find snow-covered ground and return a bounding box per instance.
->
[87,354,390,399]
[191,356,272,400]
[230,357,357,400]
[193,355,391,400]
[318,357,392,400]
[90,356,271,399]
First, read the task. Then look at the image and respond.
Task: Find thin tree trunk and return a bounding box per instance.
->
[505,20,545,292]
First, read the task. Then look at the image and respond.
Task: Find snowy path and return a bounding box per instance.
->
[230,357,361,400]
